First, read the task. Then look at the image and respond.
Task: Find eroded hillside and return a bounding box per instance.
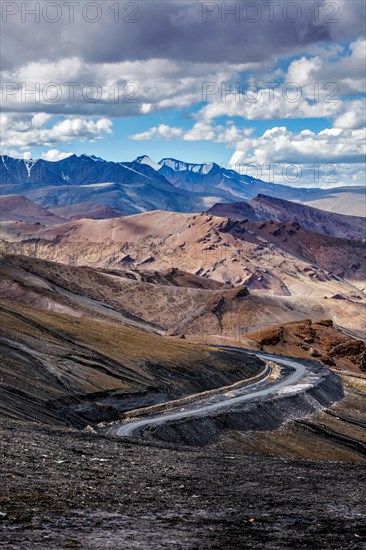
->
[0,298,262,426]
[1,209,365,335]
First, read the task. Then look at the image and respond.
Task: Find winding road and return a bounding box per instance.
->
[109,350,324,438]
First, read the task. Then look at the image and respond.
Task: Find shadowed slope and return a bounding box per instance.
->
[0,299,262,426]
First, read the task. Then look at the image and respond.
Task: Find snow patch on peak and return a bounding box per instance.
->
[1,156,10,171]
[134,155,161,171]
[23,159,37,178]
[119,163,151,180]
[159,158,215,175]
[61,172,71,182]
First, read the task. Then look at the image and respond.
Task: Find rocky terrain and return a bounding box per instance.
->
[1,208,364,338]
[1,419,365,549]
[246,319,366,373]
[0,295,265,427]
[0,254,365,353]
[0,267,365,545]
[2,210,364,289]
[0,195,66,225]
[1,187,365,548]
[1,277,365,547]
[208,194,366,240]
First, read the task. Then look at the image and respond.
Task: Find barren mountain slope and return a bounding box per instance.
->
[0,297,262,426]
[2,210,365,285]
[1,211,364,335]
[208,194,366,240]
[303,187,366,217]
[0,194,65,224]
[1,255,365,364]
[0,255,313,339]
[49,202,128,220]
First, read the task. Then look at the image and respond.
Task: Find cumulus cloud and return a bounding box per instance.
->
[333,102,365,129]
[286,39,366,96]
[195,39,366,126]
[229,126,366,165]
[31,113,52,128]
[0,148,32,160]
[1,57,248,117]
[0,113,113,148]
[130,119,365,187]
[41,149,74,162]
[2,2,365,121]
[226,126,366,188]
[130,122,253,142]
[196,84,345,122]
[131,124,184,140]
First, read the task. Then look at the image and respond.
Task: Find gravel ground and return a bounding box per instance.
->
[0,420,365,549]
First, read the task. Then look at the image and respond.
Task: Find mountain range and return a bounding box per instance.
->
[1,154,365,218]
[1,208,365,339]
[1,151,366,477]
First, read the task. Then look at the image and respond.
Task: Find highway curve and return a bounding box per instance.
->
[108,350,331,439]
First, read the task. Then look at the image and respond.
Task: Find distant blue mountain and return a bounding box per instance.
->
[1,154,171,189]
[0,154,202,216]
[1,154,364,218]
[157,157,272,201]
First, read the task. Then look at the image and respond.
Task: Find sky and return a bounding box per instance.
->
[1,0,365,188]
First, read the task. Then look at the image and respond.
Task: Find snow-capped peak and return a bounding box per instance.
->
[134,155,161,172]
[159,158,215,175]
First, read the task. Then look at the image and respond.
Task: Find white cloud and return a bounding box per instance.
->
[229,126,366,166]
[227,126,366,187]
[333,102,365,129]
[130,120,365,188]
[193,40,365,127]
[5,46,362,124]
[196,81,346,123]
[286,39,366,96]
[41,149,74,162]
[131,124,184,141]
[196,81,357,123]
[1,57,247,118]
[130,122,253,142]
[31,113,52,128]
[48,118,112,141]
[0,148,32,160]
[0,113,113,148]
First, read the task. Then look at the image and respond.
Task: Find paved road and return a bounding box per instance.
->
[112,351,314,438]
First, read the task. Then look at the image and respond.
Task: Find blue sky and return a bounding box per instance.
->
[29,111,334,165]
[1,1,365,187]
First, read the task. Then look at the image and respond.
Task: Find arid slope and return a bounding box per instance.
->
[0,297,262,426]
[0,194,65,224]
[208,194,366,240]
[1,254,365,372]
[1,210,364,335]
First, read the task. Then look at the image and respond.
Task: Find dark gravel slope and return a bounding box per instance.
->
[0,421,365,549]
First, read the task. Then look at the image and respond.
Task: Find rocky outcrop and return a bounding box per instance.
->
[248,320,366,373]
